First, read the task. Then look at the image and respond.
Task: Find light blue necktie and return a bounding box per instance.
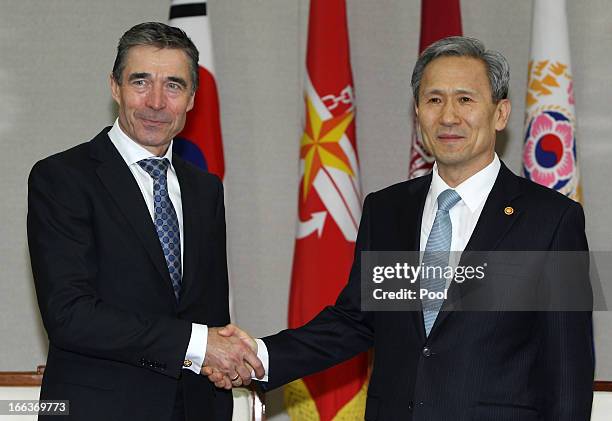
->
[138,158,182,301]
[422,189,461,336]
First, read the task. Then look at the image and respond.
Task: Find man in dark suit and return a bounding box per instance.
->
[207,36,594,420]
[27,22,262,421]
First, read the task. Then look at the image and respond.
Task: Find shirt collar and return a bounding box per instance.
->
[108,118,174,167]
[430,154,501,212]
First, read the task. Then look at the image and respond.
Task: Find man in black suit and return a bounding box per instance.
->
[27,22,262,421]
[207,36,594,420]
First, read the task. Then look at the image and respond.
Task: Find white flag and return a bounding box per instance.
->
[523,0,581,202]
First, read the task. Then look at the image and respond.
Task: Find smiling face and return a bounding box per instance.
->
[110,45,195,156]
[415,56,511,185]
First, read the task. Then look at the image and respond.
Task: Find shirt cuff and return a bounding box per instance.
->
[183,323,207,374]
[254,338,269,382]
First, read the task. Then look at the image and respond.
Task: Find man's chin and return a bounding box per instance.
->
[136,129,170,143]
[132,134,171,151]
[433,153,470,168]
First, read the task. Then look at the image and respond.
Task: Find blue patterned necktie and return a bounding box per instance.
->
[422,188,461,336]
[137,158,182,301]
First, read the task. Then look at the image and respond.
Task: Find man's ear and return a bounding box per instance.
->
[186,92,195,112]
[109,74,121,105]
[495,99,511,131]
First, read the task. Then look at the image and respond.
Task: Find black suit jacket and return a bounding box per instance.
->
[27,128,232,421]
[262,163,594,421]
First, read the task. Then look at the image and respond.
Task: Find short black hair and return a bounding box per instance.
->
[112,22,199,94]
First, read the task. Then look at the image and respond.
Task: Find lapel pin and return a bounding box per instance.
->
[504,206,514,216]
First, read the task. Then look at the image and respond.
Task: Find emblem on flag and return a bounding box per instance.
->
[285,1,368,419]
[524,110,576,192]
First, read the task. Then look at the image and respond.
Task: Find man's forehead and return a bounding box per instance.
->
[423,87,479,95]
[420,56,490,92]
[423,55,487,75]
[123,45,190,72]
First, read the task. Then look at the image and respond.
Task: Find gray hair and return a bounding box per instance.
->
[112,22,199,94]
[411,36,510,104]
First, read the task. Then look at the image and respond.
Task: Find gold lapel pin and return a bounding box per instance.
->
[504,206,514,216]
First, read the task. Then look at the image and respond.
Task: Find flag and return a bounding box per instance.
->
[169,0,225,179]
[523,0,581,202]
[408,0,462,178]
[169,1,235,319]
[284,1,368,419]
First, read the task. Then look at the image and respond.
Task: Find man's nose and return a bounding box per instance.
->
[440,101,460,125]
[146,84,166,110]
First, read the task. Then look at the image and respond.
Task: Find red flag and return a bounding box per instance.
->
[284,1,368,419]
[170,1,236,320]
[169,1,225,180]
[409,0,463,178]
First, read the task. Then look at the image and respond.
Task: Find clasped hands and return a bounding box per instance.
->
[202,324,263,389]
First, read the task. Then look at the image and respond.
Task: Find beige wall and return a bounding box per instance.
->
[1,1,611,419]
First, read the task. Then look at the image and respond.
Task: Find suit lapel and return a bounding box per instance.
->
[397,176,431,341]
[398,177,430,253]
[173,157,201,306]
[91,131,177,303]
[429,163,523,337]
[462,163,523,253]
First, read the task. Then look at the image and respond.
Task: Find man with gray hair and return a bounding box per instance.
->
[28,22,262,421]
[207,36,594,420]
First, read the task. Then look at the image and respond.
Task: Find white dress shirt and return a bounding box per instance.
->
[420,154,501,277]
[255,155,501,381]
[108,119,207,375]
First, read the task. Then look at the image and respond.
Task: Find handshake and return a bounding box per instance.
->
[202,324,264,389]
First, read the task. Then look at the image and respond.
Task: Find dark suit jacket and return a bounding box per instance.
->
[262,163,594,421]
[27,128,232,421]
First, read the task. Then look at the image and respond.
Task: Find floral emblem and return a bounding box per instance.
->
[523,110,576,192]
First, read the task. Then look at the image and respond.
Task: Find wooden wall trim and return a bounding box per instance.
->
[595,381,612,392]
[0,366,44,386]
[0,365,606,412]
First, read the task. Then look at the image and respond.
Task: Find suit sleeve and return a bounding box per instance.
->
[538,201,594,420]
[211,178,231,326]
[261,194,376,390]
[27,158,192,379]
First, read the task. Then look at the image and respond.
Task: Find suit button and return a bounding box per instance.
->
[408,401,414,410]
[422,347,432,357]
